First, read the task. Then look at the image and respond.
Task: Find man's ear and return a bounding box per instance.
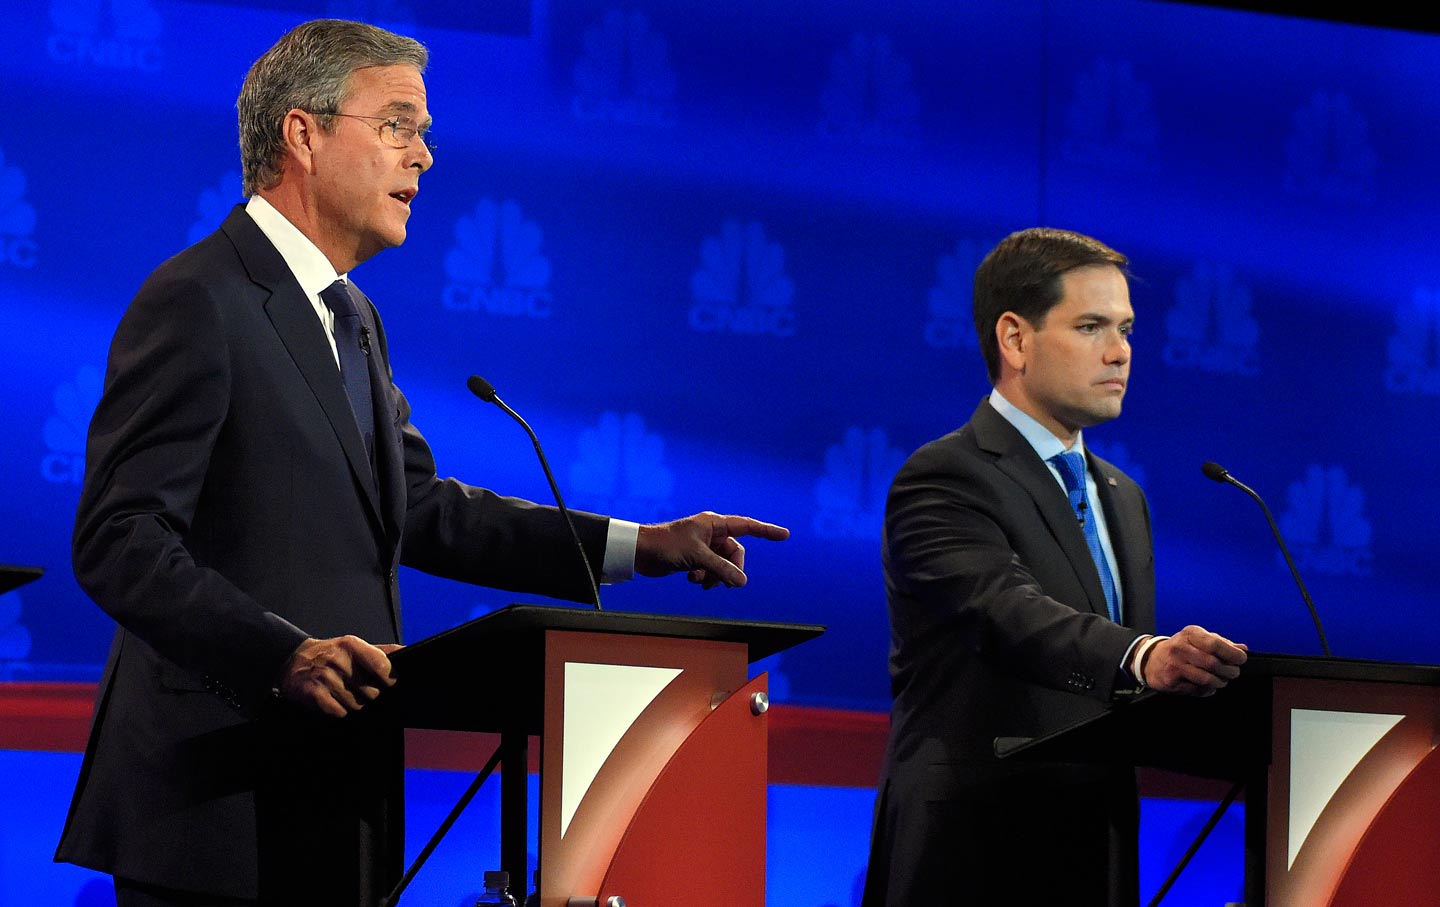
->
[280,108,320,175]
[996,311,1029,374]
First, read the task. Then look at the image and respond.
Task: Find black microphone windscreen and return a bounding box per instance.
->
[467,375,497,402]
[1201,461,1230,483]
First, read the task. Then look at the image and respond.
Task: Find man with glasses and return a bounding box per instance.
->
[56,19,788,906]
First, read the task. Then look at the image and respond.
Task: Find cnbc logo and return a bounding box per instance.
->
[1162,262,1260,376]
[689,220,795,337]
[572,8,677,127]
[1278,464,1373,577]
[1384,288,1440,396]
[48,0,163,71]
[0,148,38,268]
[42,365,102,486]
[818,33,919,146]
[813,426,905,540]
[924,240,984,349]
[0,590,33,664]
[442,198,553,318]
[1284,91,1376,204]
[568,411,675,522]
[1061,58,1159,172]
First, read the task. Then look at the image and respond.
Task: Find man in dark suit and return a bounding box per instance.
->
[55,19,787,906]
[861,228,1248,905]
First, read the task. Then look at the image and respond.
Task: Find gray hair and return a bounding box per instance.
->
[237,19,428,197]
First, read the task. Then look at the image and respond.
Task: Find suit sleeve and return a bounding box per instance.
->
[72,272,309,693]
[884,444,1141,701]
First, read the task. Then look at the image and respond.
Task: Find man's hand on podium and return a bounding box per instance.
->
[1143,625,1248,697]
[278,635,402,717]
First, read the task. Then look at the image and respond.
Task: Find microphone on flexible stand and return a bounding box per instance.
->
[467,375,602,611]
[1202,461,1331,657]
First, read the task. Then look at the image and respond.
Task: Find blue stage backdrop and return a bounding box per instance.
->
[5,0,1440,699]
[2,1,1439,900]
[6,0,1438,705]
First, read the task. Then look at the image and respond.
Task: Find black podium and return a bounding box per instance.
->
[0,565,43,596]
[998,653,1440,906]
[373,604,823,907]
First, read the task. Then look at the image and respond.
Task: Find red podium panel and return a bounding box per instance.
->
[375,604,821,905]
[997,653,1440,906]
[1266,675,1440,906]
[598,673,769,905]
[1327,746,1440,905]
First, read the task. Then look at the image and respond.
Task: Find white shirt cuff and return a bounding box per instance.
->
[1125,634,1169,689]
[601,518,639,583]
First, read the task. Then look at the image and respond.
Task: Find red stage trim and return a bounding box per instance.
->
[0,682,1229,796]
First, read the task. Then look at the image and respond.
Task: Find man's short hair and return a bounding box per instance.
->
[238,19,428,197]
[972,227,1129,382]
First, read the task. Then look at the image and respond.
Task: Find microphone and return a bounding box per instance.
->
[467,375,602,610]
[1202,461,1331,656]
[360,326,372,355]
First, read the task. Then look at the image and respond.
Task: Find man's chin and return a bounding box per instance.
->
[1075,401,1123,428]
[359,229,407,263]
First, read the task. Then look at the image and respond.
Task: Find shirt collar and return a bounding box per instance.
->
[245,194,348,297]
[987,388,1085,464]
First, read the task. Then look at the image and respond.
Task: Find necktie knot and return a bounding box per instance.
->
[320,280,359,320]
[1049,450,1089,522]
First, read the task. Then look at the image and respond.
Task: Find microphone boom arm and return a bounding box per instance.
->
[469,376,603,611]
[1203,462,1331,657]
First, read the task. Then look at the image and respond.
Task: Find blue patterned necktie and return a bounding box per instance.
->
[1049,450,1120,623]
[319,280,375,468]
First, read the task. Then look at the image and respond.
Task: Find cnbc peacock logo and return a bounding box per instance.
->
[1277,464,1373,577]
[0,148,38,268]
[689,220,795,337]
[48,0,163,71]
[568,411,675,522]
[571,8,677,127]
[812,426,905,540]
[442,198,553,319]
[1162,262,1260,376]
[41,365,102,486]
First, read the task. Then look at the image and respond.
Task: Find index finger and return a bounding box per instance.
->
[714,516,790,542]
[342,638,398,685]
[692,547,747,588]
[1200,633,1248,665]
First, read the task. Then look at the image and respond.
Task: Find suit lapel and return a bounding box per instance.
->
[221,207,385,531]
[971,400,1112,619]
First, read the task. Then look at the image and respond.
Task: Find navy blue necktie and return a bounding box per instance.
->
[319,280,375,467]
[1050,450,1120,623]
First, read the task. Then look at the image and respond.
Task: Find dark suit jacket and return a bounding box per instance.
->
[55,206,609,901]
[863,398,1156,907]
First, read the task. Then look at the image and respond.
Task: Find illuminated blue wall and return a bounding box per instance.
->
[2,0,1437,902]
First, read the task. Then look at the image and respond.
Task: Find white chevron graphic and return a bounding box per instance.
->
[561,662,683,837]
[1289,708,1403,869]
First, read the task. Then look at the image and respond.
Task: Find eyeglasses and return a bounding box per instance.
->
[315,111,435,154]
